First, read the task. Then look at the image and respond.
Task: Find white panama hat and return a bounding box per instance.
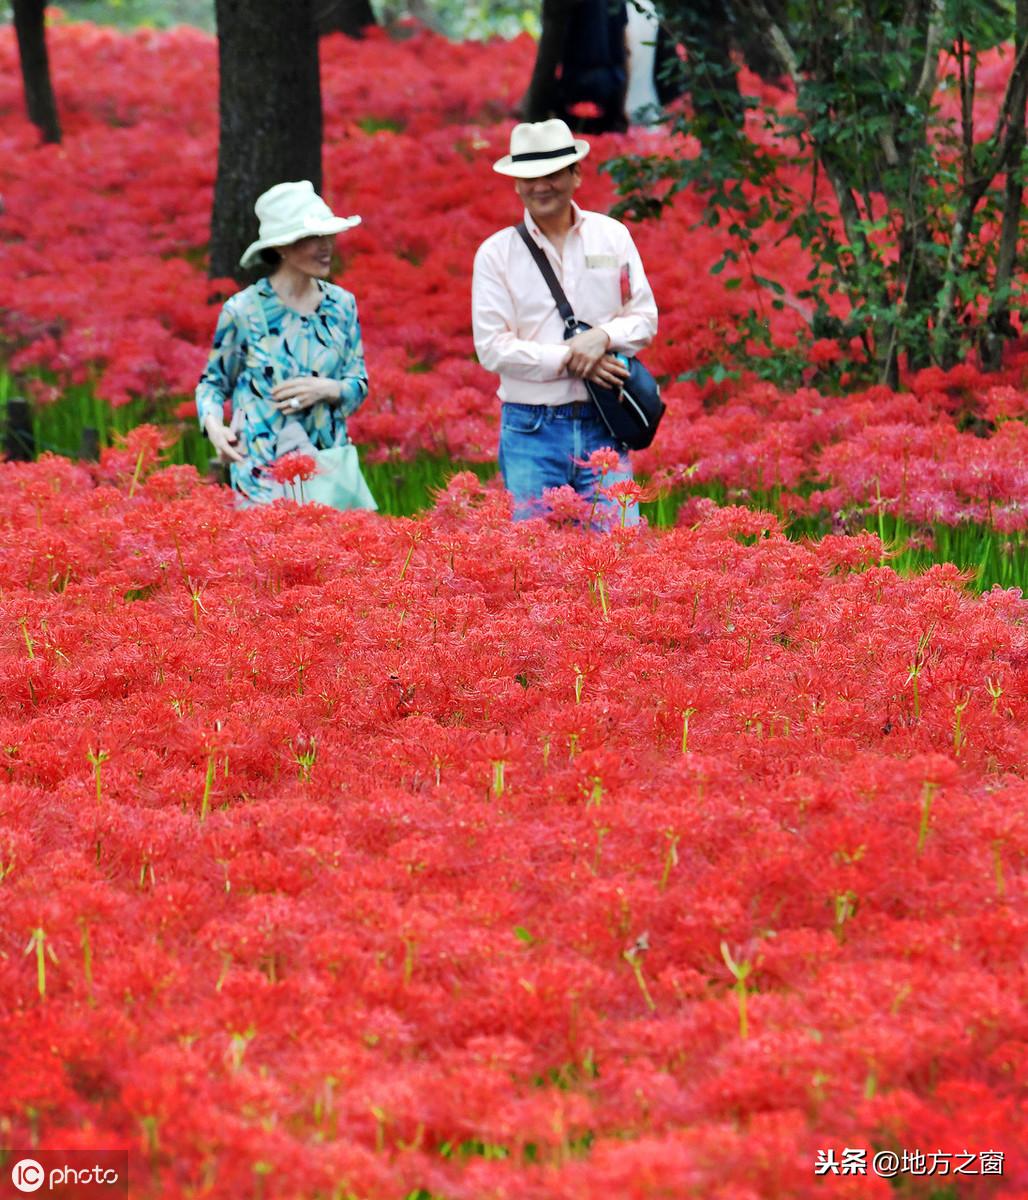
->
[239,180,361,269]
[492,119,590,179]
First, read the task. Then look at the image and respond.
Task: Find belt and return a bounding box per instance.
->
[552,400,595,419]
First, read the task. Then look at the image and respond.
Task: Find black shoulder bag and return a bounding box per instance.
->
[514,222,664,450]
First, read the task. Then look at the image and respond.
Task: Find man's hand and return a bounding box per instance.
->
[563,327,611,378]
[586,354,630,390]
[271,376,339,413]
[204,416,245,463]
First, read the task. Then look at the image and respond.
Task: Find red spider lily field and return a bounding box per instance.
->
[0,15,1027,1200]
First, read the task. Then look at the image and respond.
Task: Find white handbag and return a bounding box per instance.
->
[251,287,377,512]
[275,420,377,510]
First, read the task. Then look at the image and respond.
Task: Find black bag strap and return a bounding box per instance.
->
[515,222,581,336]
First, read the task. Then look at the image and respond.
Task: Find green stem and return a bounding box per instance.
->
[624,949,656,1012]
[80,920,94,997]
[595,573,609,617]
[127,446,146,498]
[25,927,51,999]
[87,747,109,804]
[18,619,35,660]
[916,781,938,854]
[200,750,216,822]
[491,759,505,798]
[659,833,680,892]
[681,707,697,753]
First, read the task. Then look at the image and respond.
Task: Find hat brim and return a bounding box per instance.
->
[239,215,362,269]
[492,141,590,178]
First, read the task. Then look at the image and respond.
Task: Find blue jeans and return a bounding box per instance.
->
[498,401,639,525]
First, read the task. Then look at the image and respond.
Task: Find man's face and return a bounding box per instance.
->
[514,165,581,224]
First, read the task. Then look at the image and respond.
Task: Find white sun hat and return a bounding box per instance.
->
[492,119,590,179]
[239,180,361,269]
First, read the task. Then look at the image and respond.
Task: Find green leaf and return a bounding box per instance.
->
[124,584,157,603]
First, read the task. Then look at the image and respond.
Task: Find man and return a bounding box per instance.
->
[472,119,658,523]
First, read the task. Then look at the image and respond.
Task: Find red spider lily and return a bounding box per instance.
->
[541,485,593,526]
[567,101,603,119]
[266,452,318,486]
[601,479,656,507]
[573,447,623,478]
[93,423,177,494]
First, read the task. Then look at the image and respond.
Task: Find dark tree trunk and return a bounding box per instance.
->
[210,0,323,280]
[521,0,576,121]
[315,0,377,37]
[659,0,743,134]
[982,0,1028,371]
[12,0,61,144]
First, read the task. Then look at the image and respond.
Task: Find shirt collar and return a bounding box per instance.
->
[523,201,585,241]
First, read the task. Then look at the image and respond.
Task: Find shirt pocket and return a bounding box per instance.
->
[579,264,624,323]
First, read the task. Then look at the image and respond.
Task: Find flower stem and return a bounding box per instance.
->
[25,926,54,1000]
[200,749,217,822]
[80,919,94,999]
[86,747,109,804]
[595,573,609,617]
[624,938,656,1012]
[127,446,146,498]
[721,941,752,1039]
[659,832,680,892]
[18,618,35,660]
[491,759,505,798]
[681,707,697,754]
[916,780,938,854]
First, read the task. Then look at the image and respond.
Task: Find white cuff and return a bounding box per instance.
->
[539,343,571,377]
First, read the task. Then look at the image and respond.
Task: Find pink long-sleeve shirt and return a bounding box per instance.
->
[471,203,658,407]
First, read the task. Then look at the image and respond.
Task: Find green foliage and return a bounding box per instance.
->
[639,477,1028,593]
[55,0,538,40]
[57,0,216,31]
[0,370,206,465]
[606,0,1028,382]
[363,0,539,40]
[362,454,496,512]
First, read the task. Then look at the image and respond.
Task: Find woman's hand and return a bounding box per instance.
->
[271,376,339,413]
[586,354,631,390]
[204,416,245,463]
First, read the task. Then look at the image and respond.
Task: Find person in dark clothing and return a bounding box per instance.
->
[556,0,629,133]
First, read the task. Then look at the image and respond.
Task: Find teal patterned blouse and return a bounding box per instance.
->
[195,277,368,504]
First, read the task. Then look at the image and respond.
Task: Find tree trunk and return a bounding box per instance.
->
[12,0,61,144]
[315,0,377,37]
[521,0,576,121]
[665,0,744,134]
[210,0,323,280]
[983,0,1028,371]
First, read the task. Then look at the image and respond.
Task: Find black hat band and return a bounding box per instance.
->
[511,145,578,163]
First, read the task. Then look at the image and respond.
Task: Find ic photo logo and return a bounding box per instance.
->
[10,1161,44,1193]
[7,1153,126,1197]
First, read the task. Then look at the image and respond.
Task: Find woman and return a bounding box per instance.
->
[196,180,368,505]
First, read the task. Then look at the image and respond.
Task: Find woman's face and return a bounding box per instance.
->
[277,234,335,277]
